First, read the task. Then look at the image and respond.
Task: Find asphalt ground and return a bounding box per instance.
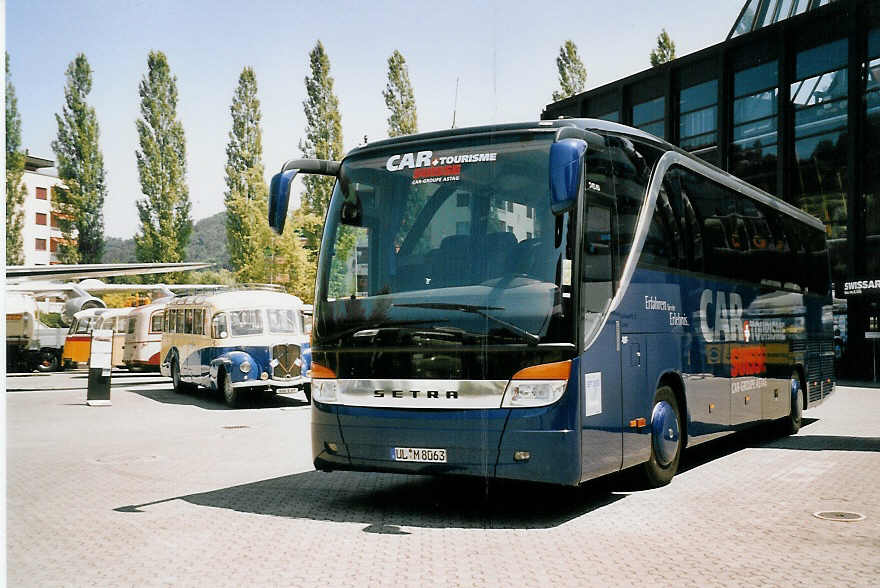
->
[5,370,880,587]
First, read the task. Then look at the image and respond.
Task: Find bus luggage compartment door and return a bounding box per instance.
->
[620,333,650,469]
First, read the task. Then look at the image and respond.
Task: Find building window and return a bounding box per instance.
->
[679,79,719,164]
[50,238,59,253]
[35,212,47,225]
[731,60,779,195]
[595,111,619,122]
[632,96,665,138]
[36,187,47,200]
[790,38,848,281]
[50,213,60,228]
[35,238,47,251]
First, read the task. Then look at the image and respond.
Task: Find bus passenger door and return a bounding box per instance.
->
[578,193,624,480]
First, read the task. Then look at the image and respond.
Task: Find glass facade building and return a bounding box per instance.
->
[542,0,880,380]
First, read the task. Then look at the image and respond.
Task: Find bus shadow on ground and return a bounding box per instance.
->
[116,419,859,530]
[116,471,626,530]
[131,386,308,411]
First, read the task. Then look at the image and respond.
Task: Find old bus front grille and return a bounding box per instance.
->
[272,344,301,379]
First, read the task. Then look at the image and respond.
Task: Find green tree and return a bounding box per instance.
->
[51,53,108,263]
[224,66,272,282]
[383,50,418,137]
[50,183,82,263]
[134,51,192,263]
[299,40,343,225]
[5,52,26,265]
[552,40,587,102]
[650,29,677,66]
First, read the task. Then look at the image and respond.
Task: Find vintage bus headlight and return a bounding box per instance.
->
[239,361,251,373]
[313,380,338,402]
[501,360,571,408]
[501,380,567,407]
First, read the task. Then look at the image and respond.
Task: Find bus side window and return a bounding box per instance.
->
[184,309,194,334]
[212,313,228,339]
[606,137,661,276]
[640,183,682,269]
[582,202,614,302]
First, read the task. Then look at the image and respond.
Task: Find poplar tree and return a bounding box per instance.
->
[650,29,677,66]
[51,53,108,263]
[552,40,587,102]
[6,52,26,265]
[299,40,343,225]
[383,50,418,137]
[134,51,192,262]
[224,66,272,282]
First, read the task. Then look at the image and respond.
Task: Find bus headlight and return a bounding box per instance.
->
[239,361,251,373]
[313,380,338,402]
[501,380,567,407]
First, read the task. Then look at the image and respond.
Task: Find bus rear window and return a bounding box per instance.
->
[150,312,163,333]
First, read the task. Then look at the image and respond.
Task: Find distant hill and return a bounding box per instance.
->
[101,211,231,269]
[185,211,231,269]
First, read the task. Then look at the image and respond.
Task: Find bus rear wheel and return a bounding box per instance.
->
[781,369,803,436]
[642,386,682,487]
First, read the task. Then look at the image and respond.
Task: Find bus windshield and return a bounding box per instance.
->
[314,132,577,352]
[266,308,302,334]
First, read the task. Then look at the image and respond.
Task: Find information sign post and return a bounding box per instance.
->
[87,329,113,406]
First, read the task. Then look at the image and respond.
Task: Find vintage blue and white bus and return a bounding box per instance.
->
[159,290,311,407]
[269,118,834,487]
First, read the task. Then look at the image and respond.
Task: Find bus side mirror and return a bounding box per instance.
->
[269,169,298,234]
[549,138,587,215]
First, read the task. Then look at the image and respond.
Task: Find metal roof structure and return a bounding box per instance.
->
[729,0,838,39]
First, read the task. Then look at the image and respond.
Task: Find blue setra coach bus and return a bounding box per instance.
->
[269,119,834,487]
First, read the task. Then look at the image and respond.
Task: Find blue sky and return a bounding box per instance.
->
[7,0,743,239]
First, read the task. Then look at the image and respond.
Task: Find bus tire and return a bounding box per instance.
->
[642,385,683,487]
[781,368,803,436]
[35,349,60,373]
[221,371,241,408]
[303,383,312,404]
[171,357,192,394]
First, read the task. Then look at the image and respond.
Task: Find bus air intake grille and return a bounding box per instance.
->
[272,344,301,379]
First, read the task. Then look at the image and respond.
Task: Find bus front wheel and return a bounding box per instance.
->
[221,371,242,408]
[171,357,193,393]
[643,386,682,487]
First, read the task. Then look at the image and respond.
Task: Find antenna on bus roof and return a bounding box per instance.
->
[451,77,459,129]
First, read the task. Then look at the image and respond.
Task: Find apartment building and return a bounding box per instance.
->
[19,155,69,266]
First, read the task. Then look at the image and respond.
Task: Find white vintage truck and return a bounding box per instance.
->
[6,293,68,372]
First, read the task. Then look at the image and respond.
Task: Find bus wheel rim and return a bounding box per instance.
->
[651,400,680,467]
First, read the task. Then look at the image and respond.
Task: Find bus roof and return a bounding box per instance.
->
[166,289,304,310]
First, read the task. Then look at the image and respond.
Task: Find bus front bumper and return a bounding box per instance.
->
[312,402,580,486]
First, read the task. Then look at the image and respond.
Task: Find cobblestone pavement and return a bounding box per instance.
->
[6,373,880,587]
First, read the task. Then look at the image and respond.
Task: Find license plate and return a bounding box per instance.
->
[392,447,447,463]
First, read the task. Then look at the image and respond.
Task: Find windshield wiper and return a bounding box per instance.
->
[392,302,540,345]
[322,319,443,344]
